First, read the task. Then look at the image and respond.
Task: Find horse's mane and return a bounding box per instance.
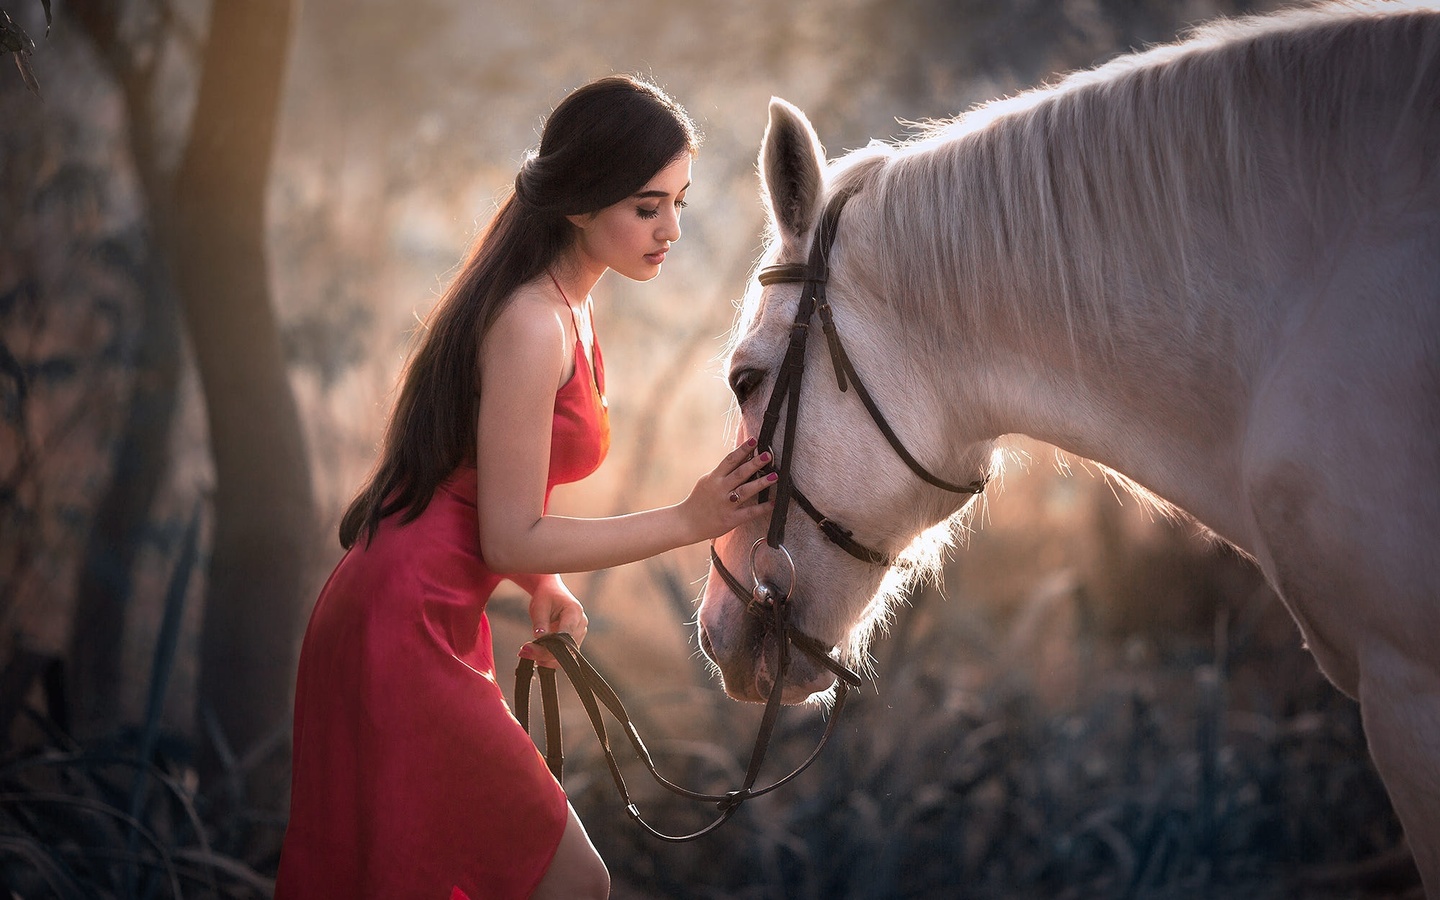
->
[836,0,1440,359]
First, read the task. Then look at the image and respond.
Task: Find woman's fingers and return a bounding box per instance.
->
[681,438,782,540]
[732,470,778,504]
[561,614,588,644]
[721,437,780,479]
[716,440,771,485]
[524,589,588,668]
[720,437,759,470]
[737,448,773,479]
[542,607,587,642]
[724,448,773,501]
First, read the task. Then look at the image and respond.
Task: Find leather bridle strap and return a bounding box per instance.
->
[751,189,985,569]
[788,483,892,566]
[754,190,852,554]
[514,612,859,843]
[812,300,987,496]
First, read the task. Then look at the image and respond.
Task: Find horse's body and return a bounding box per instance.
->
[700,1,1440,887]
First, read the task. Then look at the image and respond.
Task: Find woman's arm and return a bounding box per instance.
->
[476,289,773,576]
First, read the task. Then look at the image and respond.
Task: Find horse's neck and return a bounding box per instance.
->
[886,190,1294,545]
[973,273,1274,543]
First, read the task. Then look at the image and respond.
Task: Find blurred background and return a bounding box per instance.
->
[0,0,1422,896]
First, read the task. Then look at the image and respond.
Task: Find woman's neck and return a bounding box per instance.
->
[549,251,604,309]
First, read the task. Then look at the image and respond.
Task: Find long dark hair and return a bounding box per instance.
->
[340,75,699,549]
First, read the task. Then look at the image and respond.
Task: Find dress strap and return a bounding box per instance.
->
[547,272,600,396]
[549,271,596,354]
[548,271,583,334]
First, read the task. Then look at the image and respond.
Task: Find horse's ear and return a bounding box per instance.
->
[760,97,826,247]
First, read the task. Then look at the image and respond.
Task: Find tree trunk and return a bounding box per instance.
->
[72,0,311,787]
[69,252,182,739]
[163,0,312,785]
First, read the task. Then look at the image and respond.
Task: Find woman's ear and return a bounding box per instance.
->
[566,212,594,230]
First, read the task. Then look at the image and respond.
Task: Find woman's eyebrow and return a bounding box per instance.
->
[632,181,691,199]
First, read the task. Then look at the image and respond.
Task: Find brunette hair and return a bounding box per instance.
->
[340,75,699,548]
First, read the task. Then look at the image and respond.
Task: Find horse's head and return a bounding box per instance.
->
[698,98,996,704]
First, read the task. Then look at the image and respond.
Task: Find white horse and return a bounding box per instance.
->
[700,0,1440,888]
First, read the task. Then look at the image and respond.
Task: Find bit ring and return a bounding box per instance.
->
[749,538,796,604]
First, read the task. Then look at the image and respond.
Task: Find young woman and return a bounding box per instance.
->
[275,76,774,900]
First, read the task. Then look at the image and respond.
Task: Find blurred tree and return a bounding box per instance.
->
[69,247,181,737]
[1,23,161,729]
[71,0,312,790]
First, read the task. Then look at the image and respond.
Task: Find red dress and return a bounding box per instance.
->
[276,335,608,900]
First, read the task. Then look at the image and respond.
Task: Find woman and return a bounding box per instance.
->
[275,75,774,899]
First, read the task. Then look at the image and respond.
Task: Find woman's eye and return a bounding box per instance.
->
[637,206,660,220]
[729,367,764,405]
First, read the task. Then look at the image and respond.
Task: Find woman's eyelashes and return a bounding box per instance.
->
[636,199,687,220]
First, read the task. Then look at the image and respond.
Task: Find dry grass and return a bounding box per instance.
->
[0,509,281,899]
[0,527,1420,899]
[0,721,280,898]
[557,565,1420,900]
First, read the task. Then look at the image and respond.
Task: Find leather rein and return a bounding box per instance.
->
[514,187,983,842]
[515,614,859,842]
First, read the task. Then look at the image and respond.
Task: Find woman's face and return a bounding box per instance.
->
[570,154,692,282]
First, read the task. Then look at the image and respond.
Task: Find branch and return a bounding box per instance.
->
[1,8,41,96]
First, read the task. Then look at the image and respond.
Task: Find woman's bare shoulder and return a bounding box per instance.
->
[482,280,569,375]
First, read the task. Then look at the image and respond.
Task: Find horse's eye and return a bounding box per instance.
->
[729,367,764,405]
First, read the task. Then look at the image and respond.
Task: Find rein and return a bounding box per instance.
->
[515,601,860,842]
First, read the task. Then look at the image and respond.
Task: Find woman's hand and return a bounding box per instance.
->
[519,579,588,669]
[679,438,777,543]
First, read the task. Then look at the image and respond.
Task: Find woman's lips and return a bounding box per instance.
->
[645,249,668,265]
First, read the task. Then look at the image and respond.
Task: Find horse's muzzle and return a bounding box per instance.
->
[698,583,838,704]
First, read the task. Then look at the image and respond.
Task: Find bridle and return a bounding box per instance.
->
[688,183,988,825]
[710,186,986,592]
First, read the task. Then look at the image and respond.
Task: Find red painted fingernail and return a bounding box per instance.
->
[759,451,772,463]
[745,437,757,447]
[766,472,778,482]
